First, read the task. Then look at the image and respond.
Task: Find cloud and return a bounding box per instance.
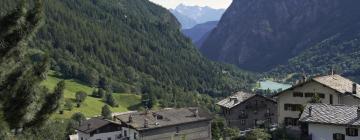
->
[149,0,232,9]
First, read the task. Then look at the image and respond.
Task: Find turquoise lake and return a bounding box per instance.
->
[258,80,291,91]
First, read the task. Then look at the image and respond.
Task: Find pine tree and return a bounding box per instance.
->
[0,0,64,132]
[101,105,112,120]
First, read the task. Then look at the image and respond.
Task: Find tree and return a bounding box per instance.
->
[245,129,271,140]
[0,0,64,132]
[101,105,112,120]
[75,91,87,104]
[309,94,322,103]
[64,100,73,111]
[104,92,119,107]
[71,113,86,126]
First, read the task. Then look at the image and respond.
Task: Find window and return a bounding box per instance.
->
[124,130,127,137]
[107,137,111,140]
[81,138,83,140]
[134,133,138,139]
[267,118,272,124]
[333,133,345,140]
[346,128,358,136]
[293,92,303,97]
[284,118,298,126]
[330,95,333,104]
[240,119,246,125]
[317,93,325,98]
[176,127,180,134]
[305,93,315,97]
[284,104,302,111]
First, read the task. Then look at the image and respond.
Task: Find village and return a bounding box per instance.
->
[70,73,360,140]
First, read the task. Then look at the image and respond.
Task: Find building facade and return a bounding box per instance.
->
[300,104,360,140]
[75,118,124,140]
[217,91,277,131]
[114,108,213,140]
[274,75,360,129]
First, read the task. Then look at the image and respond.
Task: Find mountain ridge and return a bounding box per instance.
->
[201,0,360,72]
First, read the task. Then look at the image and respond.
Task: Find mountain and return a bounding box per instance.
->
[1,0,255,107]
[182,21,218,48]
[200,0,360,72]
[170,10,198,29]
[170,4,225,29]
[270,28,360,82]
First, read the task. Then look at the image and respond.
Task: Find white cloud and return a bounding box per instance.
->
[149,0,232,9]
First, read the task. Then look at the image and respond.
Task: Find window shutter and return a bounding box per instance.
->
[356,128,359,136]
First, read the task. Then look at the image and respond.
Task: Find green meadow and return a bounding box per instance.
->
[41,71,142,119]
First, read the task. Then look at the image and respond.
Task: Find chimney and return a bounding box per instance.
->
[308,106,312,117]
[194,109,199,117]
[302,73,307,83]
[331,68,335,75]
[230,97,238,103]
[128,115,133,123]
[144,119,149,128]
[353,83,357,94]
[357,106,360,118]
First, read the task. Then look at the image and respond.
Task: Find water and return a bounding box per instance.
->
[258,80,291,91]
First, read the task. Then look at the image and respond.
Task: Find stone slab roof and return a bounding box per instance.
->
[115,108,212,131]
[216,91,256,109]
[313,74,360,95]
[299,104,360,126]
[76,117,120,134]
[274,74,360,98]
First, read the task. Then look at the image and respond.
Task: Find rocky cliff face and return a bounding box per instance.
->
[200,0,360,72]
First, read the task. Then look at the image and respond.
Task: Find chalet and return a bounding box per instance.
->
[217,91,277,131]
[114,107,213,140]
[75,117,123,140]
[299,104,360,140]
[274,74,360,130]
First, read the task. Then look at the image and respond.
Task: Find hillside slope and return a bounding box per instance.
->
[1,0,255,107]
[201,0,360,72]
[270,28,360,82]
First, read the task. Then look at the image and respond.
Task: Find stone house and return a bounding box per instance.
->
[300,104,360,140]
[75,117,123,140]
[217,91,277,131]
[274,74,360,130]
[114,107,212,140]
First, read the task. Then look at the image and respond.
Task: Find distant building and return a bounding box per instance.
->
[75,117,123,140]
[217,91,277,131]
[274,74,360,130]
[114,108,213,140]
[300,104,360,140]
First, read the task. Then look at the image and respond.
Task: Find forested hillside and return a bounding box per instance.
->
[270,27,360,82]
[1,0,255,108]
[200,0,360,72]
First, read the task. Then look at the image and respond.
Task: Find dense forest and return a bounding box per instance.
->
[1,0,255,109]
[270,26,360,83]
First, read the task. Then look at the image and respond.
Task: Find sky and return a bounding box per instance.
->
[149,0,233,9]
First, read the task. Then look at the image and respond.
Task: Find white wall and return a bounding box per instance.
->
[77,131,123,140]
[309,123,360,140]
[277,81,341,125]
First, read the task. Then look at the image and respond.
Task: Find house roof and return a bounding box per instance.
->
[114,108,212,131]
[216,91,276,109]
[313,74,360,95]
[299,104,360,126]
[75,117,120,134]
[273,74,360,98]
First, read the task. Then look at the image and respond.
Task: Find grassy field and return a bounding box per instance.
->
[41,71,142,119]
